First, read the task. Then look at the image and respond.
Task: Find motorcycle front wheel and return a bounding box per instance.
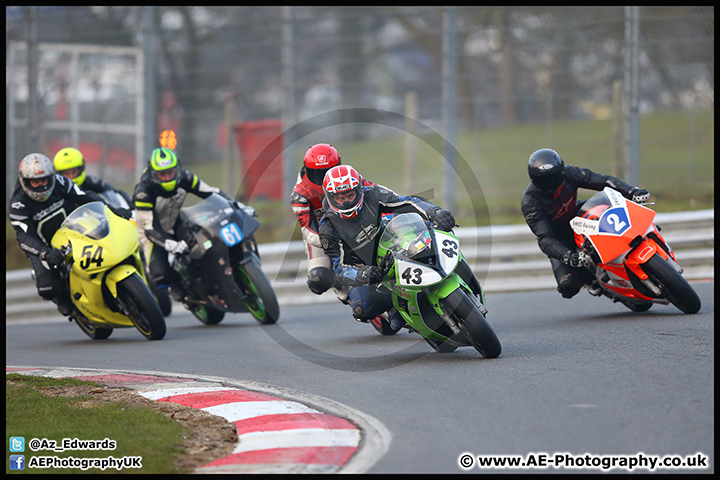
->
[441,289,501,358]
[117,273,167,340]
[235,259,280,325]
[640,253,701,314]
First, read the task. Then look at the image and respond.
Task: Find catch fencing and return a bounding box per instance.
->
[6,210,713,321]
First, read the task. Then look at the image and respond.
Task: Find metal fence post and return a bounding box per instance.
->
[624,6,641,186]
[442,6,458,212]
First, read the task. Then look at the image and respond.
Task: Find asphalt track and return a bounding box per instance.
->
[6,281,715,473]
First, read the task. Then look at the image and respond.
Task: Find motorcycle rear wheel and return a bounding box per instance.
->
[235,259,280,325]
[640,253,701,314]
[73,310,113,340]
[621,300,653,312]
[370,313,401,336]
[191,303,225,325]
[441,289,501,358]
[117,273,167,340]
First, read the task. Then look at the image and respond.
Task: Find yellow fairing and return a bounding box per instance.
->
[52,203,148,328]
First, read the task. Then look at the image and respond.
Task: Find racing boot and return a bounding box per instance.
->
[52,292,74,317]
[586,281,603,296]
[334,283,350,305]
[388,308,406,330]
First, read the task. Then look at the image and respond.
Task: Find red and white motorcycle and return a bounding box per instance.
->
[570,187,701,314]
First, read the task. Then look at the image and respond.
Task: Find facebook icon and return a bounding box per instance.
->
[10,454,25,470]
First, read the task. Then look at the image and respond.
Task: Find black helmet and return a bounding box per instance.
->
[528,148,565,192]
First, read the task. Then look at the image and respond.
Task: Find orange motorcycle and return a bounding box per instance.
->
[570,187,701,313]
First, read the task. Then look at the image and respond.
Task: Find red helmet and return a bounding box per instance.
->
[323,165,364,219]
[303,143,341,185]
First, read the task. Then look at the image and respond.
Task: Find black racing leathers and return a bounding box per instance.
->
[520,165,637,261]
[133,168,218,251]
[133,168,220,287]
[9,175,107,307]
[8,175,106,259]
[318,184,437,286]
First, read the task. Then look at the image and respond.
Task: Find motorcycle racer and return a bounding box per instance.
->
[318,164,456,327]
[53,146,133,206]
[521,148,650,299]
[290,143,374,300]
[133,147,227,301]
[9,153,132,317]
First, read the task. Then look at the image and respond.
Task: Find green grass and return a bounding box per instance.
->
[6,109,713,271]
[6,374,190,474]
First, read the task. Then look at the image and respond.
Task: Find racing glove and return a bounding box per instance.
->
[356,265,385,285]
[426,207,456,232]
[630,188,650,204]
[40,248,66,267]
[562,250,592,268]
[164,239,189,255]
[379,252,394,275]
[108,205,133,220]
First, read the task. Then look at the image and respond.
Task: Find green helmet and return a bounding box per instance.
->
[149,147,180,192]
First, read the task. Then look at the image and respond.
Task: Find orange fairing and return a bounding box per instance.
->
[585,201,657,264]
[624,236,668,280]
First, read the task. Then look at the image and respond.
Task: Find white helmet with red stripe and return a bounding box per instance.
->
[322,165,364,219]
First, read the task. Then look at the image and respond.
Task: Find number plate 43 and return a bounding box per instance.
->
[395,231,461,287]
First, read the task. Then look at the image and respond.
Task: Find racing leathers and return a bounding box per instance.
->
[290,165,374,297]
[318,184,441,321]
[8,175,110,315]
[521,165,642,298]
[133,168,222,293]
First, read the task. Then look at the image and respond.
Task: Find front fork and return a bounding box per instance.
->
[623,231,681,297]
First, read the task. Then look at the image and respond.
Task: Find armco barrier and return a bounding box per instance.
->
[6,210,713,321]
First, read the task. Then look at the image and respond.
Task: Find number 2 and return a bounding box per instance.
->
[606,213,627,232]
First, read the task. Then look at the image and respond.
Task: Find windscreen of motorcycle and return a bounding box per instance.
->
[61,202,110,240]
[378,212,435,262]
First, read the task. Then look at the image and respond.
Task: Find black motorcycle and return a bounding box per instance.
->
[171,193,280,325]
[99,189,173,317]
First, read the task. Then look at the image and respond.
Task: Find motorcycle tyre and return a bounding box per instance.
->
[74,311,113,340]
[149,278,172,317]
[621,300,653,312]
[640,253,701,314]
[442,289,501,358]
[424,337,459,353]
[191,303,225,325]
[370,314,401,336]
[236,260,280,325]
[117,273,167,340]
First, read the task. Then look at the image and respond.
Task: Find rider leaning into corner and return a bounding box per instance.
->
[318,164,458,329]
[133,147,230,302]
[520,148,650,300]
[8,153,132,318]
[290,143,375,303]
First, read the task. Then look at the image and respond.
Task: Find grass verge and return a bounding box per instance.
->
[6,374,193,474]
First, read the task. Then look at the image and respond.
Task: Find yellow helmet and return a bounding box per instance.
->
[53,147,86,186]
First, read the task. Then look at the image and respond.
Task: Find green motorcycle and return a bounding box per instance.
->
[376,213,501,358]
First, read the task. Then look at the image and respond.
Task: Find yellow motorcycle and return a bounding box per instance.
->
[51,202,166,340]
